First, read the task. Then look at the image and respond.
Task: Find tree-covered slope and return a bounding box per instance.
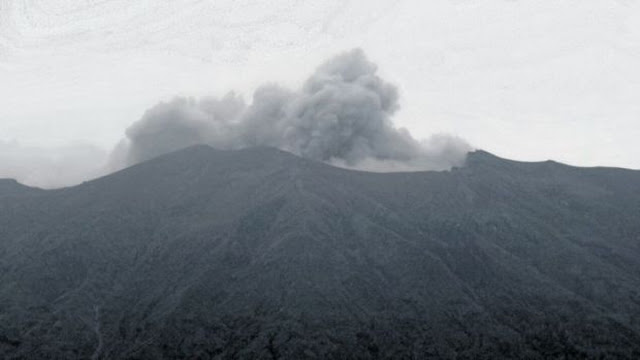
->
[1,146,640,359]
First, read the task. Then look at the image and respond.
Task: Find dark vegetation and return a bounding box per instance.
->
[1,145,640,359]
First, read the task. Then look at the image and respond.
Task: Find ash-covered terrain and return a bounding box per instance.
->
[1,145,640,359]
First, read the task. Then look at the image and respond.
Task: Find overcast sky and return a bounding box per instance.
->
[1,0,639,187]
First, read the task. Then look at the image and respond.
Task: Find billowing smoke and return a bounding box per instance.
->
[112,48,472,172]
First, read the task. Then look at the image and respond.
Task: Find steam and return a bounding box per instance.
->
[112,49,471,172]
[0,49,470,189]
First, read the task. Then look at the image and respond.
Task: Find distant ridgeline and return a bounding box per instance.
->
[0,178,41,197]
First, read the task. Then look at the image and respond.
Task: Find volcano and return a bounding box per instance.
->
[1,145,640,359]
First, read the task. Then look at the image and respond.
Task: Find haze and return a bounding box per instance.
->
[1,0,640,188]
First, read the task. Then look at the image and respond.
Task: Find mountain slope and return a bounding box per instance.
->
[1,146,640,359]
[0,179,41,197]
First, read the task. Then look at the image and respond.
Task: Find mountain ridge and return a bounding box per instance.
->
[5,145,640,191]
[1,145,640,359]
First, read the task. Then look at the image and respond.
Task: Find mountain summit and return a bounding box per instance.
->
[1,146,640,359]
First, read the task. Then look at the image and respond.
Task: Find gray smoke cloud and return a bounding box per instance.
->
[112,48,472,172]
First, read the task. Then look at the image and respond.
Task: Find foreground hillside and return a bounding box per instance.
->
[1,146,640,359]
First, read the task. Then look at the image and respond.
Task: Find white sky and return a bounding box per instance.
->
[1,0,640,177]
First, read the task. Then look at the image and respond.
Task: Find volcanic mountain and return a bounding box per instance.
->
[1,145,640,359]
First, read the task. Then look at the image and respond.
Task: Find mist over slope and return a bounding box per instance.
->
[0,141,108,189]
[110,49,471,173]
[1,146,640,358]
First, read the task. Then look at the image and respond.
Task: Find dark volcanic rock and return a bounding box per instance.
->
[1,145,640,359]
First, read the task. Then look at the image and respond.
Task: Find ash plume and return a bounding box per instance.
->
[111,49,472,172]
